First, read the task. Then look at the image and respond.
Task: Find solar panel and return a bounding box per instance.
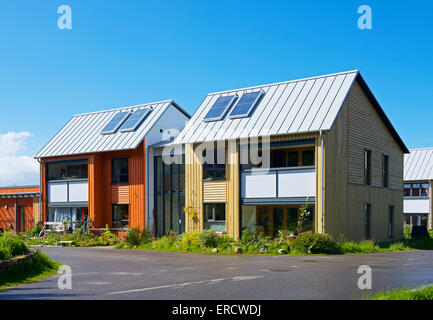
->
[203,95,237,122]
[119,108,152,132]
[100,111,131,134]
[228,90,264,119]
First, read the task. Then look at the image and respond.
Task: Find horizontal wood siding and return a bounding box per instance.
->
[347,81,403,190]
[323,80,404,242]
[203,181,226,203]
[111,185,130,204]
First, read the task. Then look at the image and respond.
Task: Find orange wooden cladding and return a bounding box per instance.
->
[111,185,130,204]
[40,141,146,230]
[0,186,40,194]
[0,198,36,231]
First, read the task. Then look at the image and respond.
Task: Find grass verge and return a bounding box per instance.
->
[369,284,433,300]
[0,250,62,290]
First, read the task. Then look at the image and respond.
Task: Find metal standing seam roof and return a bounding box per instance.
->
[35,100,188,159]
[404,148,433,181]
[174,70,408,155]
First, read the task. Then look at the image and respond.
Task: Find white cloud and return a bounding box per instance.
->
[0,132,39,186]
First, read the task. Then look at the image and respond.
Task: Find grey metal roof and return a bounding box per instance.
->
[404,148,433,181]
[175,70,359,144]
[35,100,188,158]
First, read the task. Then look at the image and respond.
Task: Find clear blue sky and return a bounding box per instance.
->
[1,0,432,156]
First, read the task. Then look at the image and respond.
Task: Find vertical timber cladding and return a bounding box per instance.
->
[44,141,147,230]
[90,142,146,230]
[430,181,433,229]
[185,143,203,233]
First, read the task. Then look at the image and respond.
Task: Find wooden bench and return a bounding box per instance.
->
[56,241,75,247]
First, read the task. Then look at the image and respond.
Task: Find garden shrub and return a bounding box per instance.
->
[0,233,28,260]
[217,235,235,249]
[140,228,153,244]
[180,232,201,247]
[199,229,219,248]
[126,228,142,247]
[290,233,338,254]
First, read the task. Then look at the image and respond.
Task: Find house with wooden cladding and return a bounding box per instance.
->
[174,70,409,242]
[403,148,433,228]
[0,186,40,232]
[34,100,190,235]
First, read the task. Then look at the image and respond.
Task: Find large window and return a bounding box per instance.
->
[364,149,372,185]
[270,148,315,168]
[242,205,314,237]
[203,147,226,180]
[204,203,226,232]
[365,203,371,239]
[47,160,88,181]
[383,154,389,188]
[154,155,185,237]
[112,158,129,184]
[112,204,129,228]
[404,183,429,197]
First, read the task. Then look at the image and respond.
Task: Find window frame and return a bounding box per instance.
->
[382,154,389,188]
[204,203,226,232]
[112,204,129,229]
[202,144,227,181]
[365,202,371,240]
[388,205,394,238]
[112,157,129,185]
[364,149,372,185]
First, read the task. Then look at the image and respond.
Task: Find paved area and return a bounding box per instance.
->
[1,247,432,300]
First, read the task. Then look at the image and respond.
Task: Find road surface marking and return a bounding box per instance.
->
[107,276,264,295]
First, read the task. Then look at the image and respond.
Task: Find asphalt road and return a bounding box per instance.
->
[1,247,432,300]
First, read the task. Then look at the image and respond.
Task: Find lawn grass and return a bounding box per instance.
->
[0,250,62,290]
[369,284,433,300]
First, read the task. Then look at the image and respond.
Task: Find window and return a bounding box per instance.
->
[286,151,298,167]
[388,205,394,238]
[112,158,129,184]
[365,203,371,239]
[421,183,429,197]
[404,184,411,197]
[112,204,129,228]
[47,160,88,181]
[269,148,314,169]
[302,150,315,166]
[204,203,226,232]
[241,205,314,238]
[383,155,389,188]
[412,184,420,197]
[364,149,372,185]
[203,146,226,180]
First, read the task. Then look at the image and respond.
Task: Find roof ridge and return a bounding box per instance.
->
[208,70,359,96]
[73,100,175,117]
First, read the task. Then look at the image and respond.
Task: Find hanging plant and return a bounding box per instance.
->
[184,205,198,222]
